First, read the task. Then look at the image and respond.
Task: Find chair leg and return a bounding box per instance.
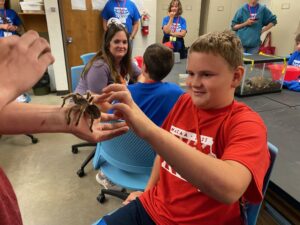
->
[77,148,96,177]
[72,142,96,154]
[97,189,129,204]
[25,134,38,144]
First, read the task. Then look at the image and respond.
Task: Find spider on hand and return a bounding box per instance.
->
[61,91,101,132]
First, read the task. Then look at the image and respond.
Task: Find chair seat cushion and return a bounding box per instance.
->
[102,162,150,190]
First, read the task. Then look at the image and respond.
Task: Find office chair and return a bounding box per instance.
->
[80,52,97,65]
[244,142,278,225]
[70,65,97,177]
[95,129,156,204]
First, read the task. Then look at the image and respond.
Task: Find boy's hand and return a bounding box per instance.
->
[246,18,256,26]
[0,30,54,109]
[122,191,143,205]
[100,84,155,139]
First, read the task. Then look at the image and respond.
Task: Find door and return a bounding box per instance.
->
[59,0,104,68]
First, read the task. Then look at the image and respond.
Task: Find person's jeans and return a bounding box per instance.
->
[243,45,260,54]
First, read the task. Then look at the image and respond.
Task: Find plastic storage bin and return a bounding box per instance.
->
[268,64,300,81]
[235,54,287,96]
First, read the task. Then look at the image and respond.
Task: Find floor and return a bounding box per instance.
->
[0,94,121,225]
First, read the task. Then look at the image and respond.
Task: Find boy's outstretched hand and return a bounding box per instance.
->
[0,30,55,109]
[95,84,156,139]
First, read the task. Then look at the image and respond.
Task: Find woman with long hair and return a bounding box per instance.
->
[74,21,141,97]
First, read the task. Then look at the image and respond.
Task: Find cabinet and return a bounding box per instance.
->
[18,12,47,33]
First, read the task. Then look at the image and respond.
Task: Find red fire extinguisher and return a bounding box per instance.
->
[141,11,150,36]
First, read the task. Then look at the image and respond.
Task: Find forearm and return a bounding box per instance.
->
[262,23,274,33]
[130,22,139,40]
[0,102,69,134]
[232,22,248,31]
[145,156,160,191]
[163,18,174,34]
[170,30,186,38]
[144,125,250,204]
[103,20,108,32]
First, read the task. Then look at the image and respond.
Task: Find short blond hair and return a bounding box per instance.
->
[189,30,243,69]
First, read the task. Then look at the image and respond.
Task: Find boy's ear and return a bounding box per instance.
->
[231,66,244,88]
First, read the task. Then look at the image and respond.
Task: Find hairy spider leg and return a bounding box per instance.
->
[75,105,86,126]
[66,105,81,125]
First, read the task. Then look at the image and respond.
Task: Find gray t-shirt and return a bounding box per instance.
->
[74,59,141,95]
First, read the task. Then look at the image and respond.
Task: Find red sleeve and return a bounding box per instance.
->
[221,111,270,203]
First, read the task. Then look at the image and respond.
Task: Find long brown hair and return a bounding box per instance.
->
[81,23,132,84]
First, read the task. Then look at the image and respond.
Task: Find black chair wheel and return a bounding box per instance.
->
[31,137,38,144]
[97,194,106,204]
[77,169,85,177]
[72,147,79,154]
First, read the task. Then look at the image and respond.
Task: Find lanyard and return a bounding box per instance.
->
[116,0,126,15]
[0,9,7,23]
[172,16,180,33]
[247,4,258,19]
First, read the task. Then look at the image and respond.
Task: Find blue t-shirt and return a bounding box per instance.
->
[162,16,187,39]
[288,51,300,67]
[0,9,21,38]
[128,82,184,126]
[101,0,140,34]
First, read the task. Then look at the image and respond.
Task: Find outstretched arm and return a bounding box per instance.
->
[0,102,128,143]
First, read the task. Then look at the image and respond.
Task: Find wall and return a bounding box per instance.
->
[44,0,68,92]
[156,0,202,47]
[268,0,300,55]
[131,0,158,57]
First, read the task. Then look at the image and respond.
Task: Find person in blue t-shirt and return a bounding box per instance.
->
[101,0,140,41]
[231,0,277,54]
[0,0,24,38]
[162,0,187,58]
[288,33,300,67]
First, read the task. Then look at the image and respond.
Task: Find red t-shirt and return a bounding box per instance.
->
[0,168,22,225]
[140,94,270,225]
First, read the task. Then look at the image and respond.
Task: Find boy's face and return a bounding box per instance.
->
[186,52,243,109]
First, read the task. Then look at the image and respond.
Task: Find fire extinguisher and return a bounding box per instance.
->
[141,11,150,36]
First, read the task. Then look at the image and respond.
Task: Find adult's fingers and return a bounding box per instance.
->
[96,126,129,142]
[28,37,51,59]
[17,30,40,48]
[100,112,123,121]
[102,83,128,93]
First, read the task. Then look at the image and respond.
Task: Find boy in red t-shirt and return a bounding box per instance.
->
[96,30,270,225]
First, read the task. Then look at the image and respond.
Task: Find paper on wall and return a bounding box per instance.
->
[92,0,108,11]
[71,0,86,10]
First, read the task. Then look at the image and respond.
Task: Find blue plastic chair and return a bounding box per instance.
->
[80,52,96,65]
[245,142,278,225]
[70,65,85,92]
[95,129,156,203]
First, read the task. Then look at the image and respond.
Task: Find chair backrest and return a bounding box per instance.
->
[71,65,85,92]
[80,52,97,65]
[246,142,278,225]
[99,129,156,174]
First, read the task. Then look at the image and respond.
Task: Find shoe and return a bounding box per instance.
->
[96,171,124,192]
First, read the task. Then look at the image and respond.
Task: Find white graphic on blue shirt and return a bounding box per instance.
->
[171,22,182,33]
[114,7,129,24]
[292,59,300,67]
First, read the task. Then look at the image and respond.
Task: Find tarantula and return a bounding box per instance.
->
[61,91,101,132]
